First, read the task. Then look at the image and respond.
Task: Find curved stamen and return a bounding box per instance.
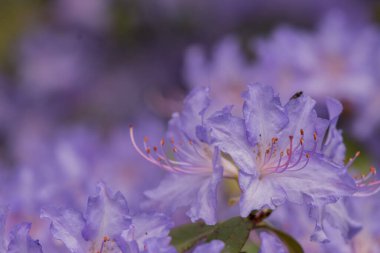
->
[345,151,361,170]
[263,137,278,165]
[170,141,205,164]
[354,182,380,197]
[276,136,294,173]
[286,139,305,170]
[130,126,213,175]
[355,166,376,184]
[265,130,315,175]
[354,167,380,197]
[287,153,311,172]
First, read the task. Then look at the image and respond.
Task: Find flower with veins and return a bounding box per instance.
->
[131,83,380,240]
[130,87,237,225]
[41,182,130,253]
[197,83,380,242]
[41,182,176,253]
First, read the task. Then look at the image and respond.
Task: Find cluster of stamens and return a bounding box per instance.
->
[129,126,212,175]
[259,129,317,176]
[354,165,380,197]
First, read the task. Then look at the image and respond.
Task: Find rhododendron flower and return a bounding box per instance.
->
[41,182,175,253]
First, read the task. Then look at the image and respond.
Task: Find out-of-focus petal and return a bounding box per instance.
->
[259,232,287,253]
[193,240,225,253]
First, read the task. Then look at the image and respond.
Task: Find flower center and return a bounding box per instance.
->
[257,129,317,177]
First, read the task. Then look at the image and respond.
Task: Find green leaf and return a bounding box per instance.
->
[256,225,304,253]
[207,217,254,253]
[169,222,215,252]
[240,240,260,253]
[241,240,260,253]
[170,216,255,253]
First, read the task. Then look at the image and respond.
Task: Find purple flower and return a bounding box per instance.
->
[41,182,174,253]
[120,213,175,253]
[41,182,131,253]
[252,11,380,139]
[200,84,362,241]
[131,88,237,225]
[266,200,361,252]
[131,83,378,241]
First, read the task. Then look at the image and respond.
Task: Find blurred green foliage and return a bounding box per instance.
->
[0,0,45,71]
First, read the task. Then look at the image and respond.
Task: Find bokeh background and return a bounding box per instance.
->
[0,0,380,251]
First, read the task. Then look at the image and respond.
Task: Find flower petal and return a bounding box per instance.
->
[168,87,210,141]
[242,83,288,146]
[82,182,131,241]
[322,98,346,164]
[202,106,255,176]
[40,207,86,253]
[187,147,224,225]
[123,213,173,250]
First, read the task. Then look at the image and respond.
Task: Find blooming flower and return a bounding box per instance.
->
[130,87,236,224]
[252,11,380,139]
[41,182,132,253]
[41,182,175,253]
[199,83,369,241]
[132,83,379,242]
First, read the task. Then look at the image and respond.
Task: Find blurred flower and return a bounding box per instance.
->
[41,182,131,252]
[16,28,101,97]
[347,193,380,252]
[184,36,254,111]
[252,11,380,139]
[42,182,177,253]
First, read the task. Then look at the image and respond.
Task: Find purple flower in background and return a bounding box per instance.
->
[346,193,380,252]
[131,88,237,224]
[0,206,43,253]
[266,199,362,252]
[41,182,175,253]
[41,182,131,253]
[184,36,254,111]
[16,28,100,97]
[252,11,380,139]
